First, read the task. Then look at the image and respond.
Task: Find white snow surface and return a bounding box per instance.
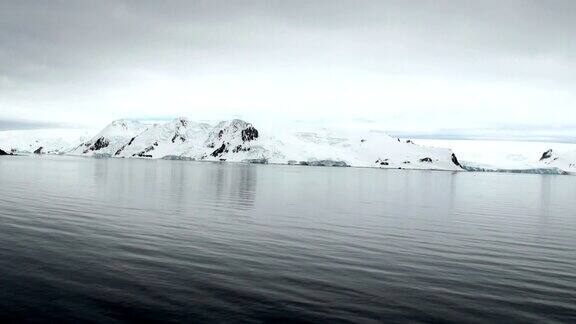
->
[417,139,576,174]
[538,149,576,174]
[5,118,574,174]
[68,118,463,170]
[69,119,148,156]
[0,129,95,154]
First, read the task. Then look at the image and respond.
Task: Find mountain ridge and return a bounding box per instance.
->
[3,118,574,174]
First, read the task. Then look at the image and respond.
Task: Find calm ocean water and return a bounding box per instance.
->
[0,155,575,323]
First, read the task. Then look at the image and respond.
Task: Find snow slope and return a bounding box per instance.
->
[69,119,148,156]
[116,118,212,158]
[0,129,95,154]
[71,117,463,171]
[417,139,576,174]
[538,149,576,174]
[257,127,462,170]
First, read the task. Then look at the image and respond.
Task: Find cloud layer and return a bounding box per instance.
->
[1,0,575,139]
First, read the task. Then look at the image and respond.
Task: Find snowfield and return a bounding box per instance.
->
[417,139,576,174]
[538,149,576,175]
[0,129,95,154]
[1,119,575,174]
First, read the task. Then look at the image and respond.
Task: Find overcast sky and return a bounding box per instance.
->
[1,0,575,140]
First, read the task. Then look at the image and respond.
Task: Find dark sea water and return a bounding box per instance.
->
[1,155,575,323]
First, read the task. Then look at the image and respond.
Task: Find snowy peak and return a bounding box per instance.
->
[94,119,146,138]
[114,117,212,158]
[71,119,147,156]
[204,119,260,159]
[47,117,464,171]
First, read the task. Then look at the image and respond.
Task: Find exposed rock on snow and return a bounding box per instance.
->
[113,118,212,159]
[1,118,467,171]
[71,119,147,156]
[538,149,576,174]
[5,121,576,174]
[539,149,553,161]
[417,139,576,174]
[0,148,11,156]
[0,129,94,154]
[451,153,462,168]
[71,118,462,171]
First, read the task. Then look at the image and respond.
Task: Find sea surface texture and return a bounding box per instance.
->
[0,156,575,323]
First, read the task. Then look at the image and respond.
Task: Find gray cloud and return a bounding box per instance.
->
[3,0,575,82]
[0,118,72,131]
[0,0,575,137]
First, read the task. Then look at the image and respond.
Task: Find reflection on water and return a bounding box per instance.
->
[0,155,575,323]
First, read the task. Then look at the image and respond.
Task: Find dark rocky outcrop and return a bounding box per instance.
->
[92,137,109,151]
[34,147,43,154]
[133,142,158,157]
[211,143,226,157]
[171,134,185,143]
[419,157,433,163]
[83,137,110,153]
[376,158,389,166]
[451,153,462,168]
[0,148,11,156]
[241,126,259,142]
[540,149,553,161]
[115,146,126,156]
[232,145,250,153]
[115,136,136,156]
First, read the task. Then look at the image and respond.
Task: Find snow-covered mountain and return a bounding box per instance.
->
[5,118,573,174]
[65,117,463,171]
[115,118,212,158]
[69,119,148,156]
[538,149,576,174]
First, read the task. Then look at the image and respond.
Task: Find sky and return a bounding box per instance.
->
[1,0,575,141]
